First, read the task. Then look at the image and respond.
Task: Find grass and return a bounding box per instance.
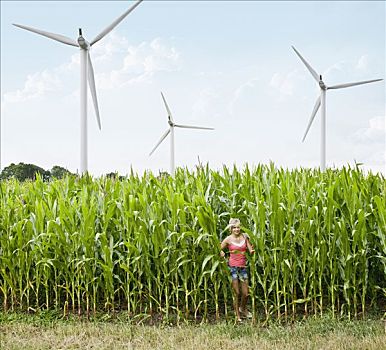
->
[1,312,385,350]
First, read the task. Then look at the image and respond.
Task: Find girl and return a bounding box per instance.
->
[220,218,254,322]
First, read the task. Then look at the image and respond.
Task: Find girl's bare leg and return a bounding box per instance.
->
[231,279,241,320]
[240,279,249,314]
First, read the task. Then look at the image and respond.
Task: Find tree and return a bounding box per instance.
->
[106,172,119,179]
[0,162,50,181]
[105,172,126,181]
[50,165,73,179]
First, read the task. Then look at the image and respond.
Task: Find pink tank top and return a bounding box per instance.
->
[228,239,247,267]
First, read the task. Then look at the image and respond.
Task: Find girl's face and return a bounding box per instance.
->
[231,225,241,236]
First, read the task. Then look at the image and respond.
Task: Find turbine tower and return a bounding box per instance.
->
[149,92,214,176]
[13,0,143,174]
[292,45,383,171]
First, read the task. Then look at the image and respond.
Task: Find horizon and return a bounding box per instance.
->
[2,160,384,180]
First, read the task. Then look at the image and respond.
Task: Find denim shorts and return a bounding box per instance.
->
[229,266,248,282]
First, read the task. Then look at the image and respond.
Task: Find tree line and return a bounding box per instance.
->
[0,163,73,181]
[0,163,128,181]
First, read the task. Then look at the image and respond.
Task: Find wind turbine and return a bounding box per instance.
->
[149,92,214,176]
[292,46,383,171]
[13,0,143,174]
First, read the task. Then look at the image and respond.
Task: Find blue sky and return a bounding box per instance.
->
[1,1,385,175]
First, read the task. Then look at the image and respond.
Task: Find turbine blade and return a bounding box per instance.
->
[160,92,173,122]
[13,23,78,47]
[174,124,214,130]
[87,52,101,130]
[302,95,321,142]
[149,129,171,156]
[90,0,143,46]
[327,78,383,90]
[292,46,319,82]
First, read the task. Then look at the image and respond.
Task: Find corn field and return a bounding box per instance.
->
[0,165,385,321]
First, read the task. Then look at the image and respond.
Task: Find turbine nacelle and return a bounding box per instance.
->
[318,76,327,90]
[77,29,89,49]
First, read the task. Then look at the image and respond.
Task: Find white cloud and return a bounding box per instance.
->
[234,79,258,99]
[192,87,223,120]
[346,115,386,174]
[91,31,129,63]
[269,70,300,97]
[366,150,386,166]
[58,53,79,72]
[2,36,181,104]
[2,51,79,108]
[321,59,357,84]
[352,115,386,144]
[323,54,382,82]
[229,78,259,115]
[96,37,181,89]
[2,70,62,104]
[355,54,370,71]
[122,38,180,75]
[145,38,180,72]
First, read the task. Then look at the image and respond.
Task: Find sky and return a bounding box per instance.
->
[1,0,385,176]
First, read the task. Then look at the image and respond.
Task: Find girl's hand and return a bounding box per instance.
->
[220,250,225,258]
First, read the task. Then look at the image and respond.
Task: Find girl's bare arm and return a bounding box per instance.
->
[220,237,229,257]
[246,239,255,254]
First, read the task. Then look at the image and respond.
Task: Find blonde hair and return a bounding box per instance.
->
[228,218,240,231]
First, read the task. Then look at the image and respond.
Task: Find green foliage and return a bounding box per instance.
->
[0,163,50,181]
[50,166,73,179]
[0,163,74,181]
[0,165,384,322]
